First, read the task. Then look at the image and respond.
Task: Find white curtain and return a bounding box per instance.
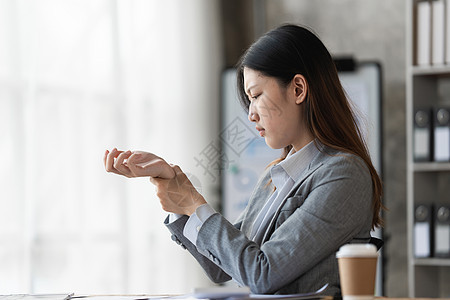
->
[0,0,223,294]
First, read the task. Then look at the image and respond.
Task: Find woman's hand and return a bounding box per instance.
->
[150,165,207,216]
[104,148,206,215]
[104,148,176,179]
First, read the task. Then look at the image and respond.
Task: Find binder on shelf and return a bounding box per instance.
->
[446,0,450,63]
[414,108,433,161]
[434,205,450,257]
[417,0,431,66]
[414,204,433,257]
[432,0,445,65]
[433,107,450,161]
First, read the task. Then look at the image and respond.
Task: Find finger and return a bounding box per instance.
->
[114,150,132,176]
[127,152,142,165]
[105,148,120,173]
[115,150,131,164]
[171,165,183,176]
[149,176,164,185]
[103,150,109,168]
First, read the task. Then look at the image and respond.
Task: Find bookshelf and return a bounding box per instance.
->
[406,0,450,297]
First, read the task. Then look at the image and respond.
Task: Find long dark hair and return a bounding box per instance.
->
[236,24,384,229]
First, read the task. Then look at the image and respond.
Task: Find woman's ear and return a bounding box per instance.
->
[292,74,308,104]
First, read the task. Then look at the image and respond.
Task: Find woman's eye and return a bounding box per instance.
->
[247,93,260,102]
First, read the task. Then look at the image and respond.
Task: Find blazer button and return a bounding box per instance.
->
[171,234,182,245]
[207,251,220,264]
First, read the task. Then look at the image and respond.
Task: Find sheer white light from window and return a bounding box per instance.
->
[0,0,222,294]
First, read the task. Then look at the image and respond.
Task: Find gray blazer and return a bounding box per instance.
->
[165,146,374,296]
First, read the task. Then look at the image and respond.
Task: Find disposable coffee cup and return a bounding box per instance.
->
[336,244,378,300]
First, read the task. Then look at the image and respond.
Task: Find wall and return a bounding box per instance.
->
[0,0,223,293]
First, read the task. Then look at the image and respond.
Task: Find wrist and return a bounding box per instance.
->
[185,196,207,216]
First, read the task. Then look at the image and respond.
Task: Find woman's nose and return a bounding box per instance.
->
[248,103,260,122]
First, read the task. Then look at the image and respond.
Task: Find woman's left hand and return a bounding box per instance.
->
[104,148,175,179]
[150,165,206,216]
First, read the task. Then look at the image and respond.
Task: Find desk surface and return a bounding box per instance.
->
[2,295,450,300]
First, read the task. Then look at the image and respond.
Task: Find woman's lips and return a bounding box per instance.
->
[256,127,265,137]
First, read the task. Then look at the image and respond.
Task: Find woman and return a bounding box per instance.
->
[104,24,383,296]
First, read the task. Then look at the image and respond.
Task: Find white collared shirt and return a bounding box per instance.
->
[248,140,320,244]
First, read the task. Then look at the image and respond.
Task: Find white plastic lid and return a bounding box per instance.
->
[336,244,378,258]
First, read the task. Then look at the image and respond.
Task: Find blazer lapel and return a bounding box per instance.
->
[239,168,274,238]
[260,150,328,244]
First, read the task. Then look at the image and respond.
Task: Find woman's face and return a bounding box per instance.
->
[243,67,313,151]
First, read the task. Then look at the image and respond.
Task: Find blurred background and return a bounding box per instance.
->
[0,0,406,297]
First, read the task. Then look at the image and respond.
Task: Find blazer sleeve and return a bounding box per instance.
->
[193,154,374,294]
[164,214,233,283]
[163,168,271,285]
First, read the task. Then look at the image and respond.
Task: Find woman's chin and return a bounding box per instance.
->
[264,138,287,150]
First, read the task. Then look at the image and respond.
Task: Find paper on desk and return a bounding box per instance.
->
[249,284,330,299]
[189,286,250,299]
[175,283,329,300]
[70,295,171,300]
[0,294,73,300]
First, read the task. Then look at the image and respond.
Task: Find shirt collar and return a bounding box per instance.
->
[270,164,290,191]
[278,140,321,181]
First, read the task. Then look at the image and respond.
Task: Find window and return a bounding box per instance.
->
[0,0,222,294]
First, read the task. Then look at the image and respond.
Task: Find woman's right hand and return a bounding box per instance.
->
[103,148,176,179]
